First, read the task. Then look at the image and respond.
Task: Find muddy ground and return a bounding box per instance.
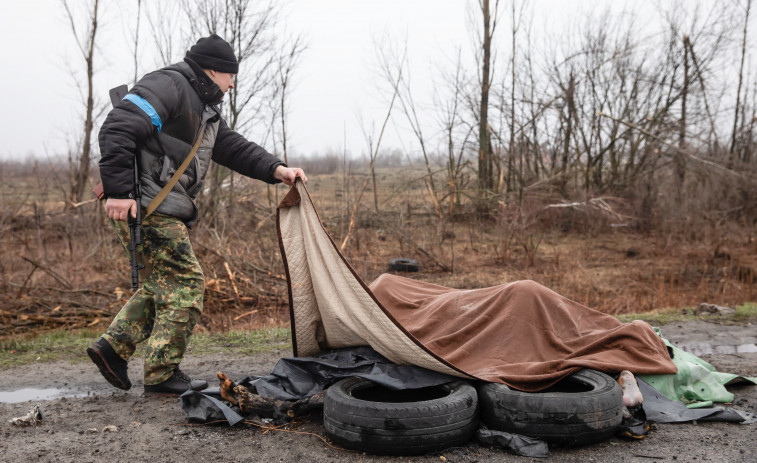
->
[1,320,755,463]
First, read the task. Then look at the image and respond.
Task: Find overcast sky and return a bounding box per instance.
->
[2,0,662,162]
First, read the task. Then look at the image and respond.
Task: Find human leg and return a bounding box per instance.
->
[136,214,205,386]
[101,218,157,359]
[88,218,156,390]
[88,213,206,392]
[101,291,156,359]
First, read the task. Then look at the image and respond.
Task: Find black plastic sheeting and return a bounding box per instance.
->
[180,346,457,425]
[637,378,756,424]
[179,347,755,454]
[237,346,457,400]
[476,424,549,458]
[180,388,244,425]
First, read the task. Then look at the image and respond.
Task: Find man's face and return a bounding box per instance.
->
[208,70,235,96]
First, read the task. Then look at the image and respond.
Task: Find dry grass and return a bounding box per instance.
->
[1,162,755,338]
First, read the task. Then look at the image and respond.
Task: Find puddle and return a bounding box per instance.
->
[0,388,90,404]
[676,343,757,357]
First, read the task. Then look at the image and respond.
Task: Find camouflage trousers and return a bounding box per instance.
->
[102,213,204,385]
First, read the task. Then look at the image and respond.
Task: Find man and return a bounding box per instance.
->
[87,34,307,395]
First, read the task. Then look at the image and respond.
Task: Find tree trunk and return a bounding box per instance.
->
[730,0,751,159]
[508,0,517,195]
[676,35,689,197]
[563,72,575,173]
[67,0,99,206]
[478,0,495,209]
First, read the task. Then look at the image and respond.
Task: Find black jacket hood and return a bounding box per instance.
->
[180,57,225,105]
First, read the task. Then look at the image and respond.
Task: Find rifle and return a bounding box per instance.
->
[109,85,144,290]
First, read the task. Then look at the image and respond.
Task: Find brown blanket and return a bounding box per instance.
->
[370,274,676,391]
[277,182,676,391]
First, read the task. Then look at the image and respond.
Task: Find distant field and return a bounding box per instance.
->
[1,162,755,337]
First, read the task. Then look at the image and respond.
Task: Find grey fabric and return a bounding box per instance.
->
[179,389,243,425]
[240,346,457,401]
[476,424,549,458]
[139,104,220,223]
[638,378,755,424]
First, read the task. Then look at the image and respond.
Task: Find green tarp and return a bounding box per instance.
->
[640,328,757,408]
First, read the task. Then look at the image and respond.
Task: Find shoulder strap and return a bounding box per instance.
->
[144,125,206,218]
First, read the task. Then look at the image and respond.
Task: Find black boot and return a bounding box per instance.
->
[86,338,131,390]
[144,369,208,395]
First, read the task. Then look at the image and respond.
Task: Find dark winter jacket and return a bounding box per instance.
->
[98,58,285,225]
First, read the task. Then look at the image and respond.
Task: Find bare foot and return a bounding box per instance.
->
[618,370,643,407]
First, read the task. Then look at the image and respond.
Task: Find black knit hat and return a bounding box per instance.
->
[185,34,239,74]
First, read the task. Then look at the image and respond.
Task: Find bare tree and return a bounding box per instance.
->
[376,38,445,217]
[145,0,187,67]
[62,0,100,206]
[180,0,280,228]
[182,0,277,132]
[676,33,690,196]
[435,50,475,216]
[685,36,719,149]
[475,0,500,209]
[505,0,519,194]
[730,0,752,160]
[274,34,307,165]
[341,58,405,251]
[132,0,142,84]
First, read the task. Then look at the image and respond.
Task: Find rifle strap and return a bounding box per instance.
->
[144,125,206,218]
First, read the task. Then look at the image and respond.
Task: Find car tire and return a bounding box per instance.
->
[324,377,479,455]
[388,258,420,272]
[477,369,623,446]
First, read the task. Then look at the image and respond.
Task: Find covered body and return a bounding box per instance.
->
[277,182,676,391]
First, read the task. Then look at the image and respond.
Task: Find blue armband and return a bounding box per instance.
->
[123,94,163,133]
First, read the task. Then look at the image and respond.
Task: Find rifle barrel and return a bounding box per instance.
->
[128,156,143,291]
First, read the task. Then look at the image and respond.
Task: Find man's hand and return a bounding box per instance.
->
[274,165,308,186]
[106,198,138,222]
